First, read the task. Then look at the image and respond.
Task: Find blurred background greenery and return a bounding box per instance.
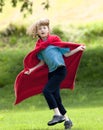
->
[0,0,103,129]
[0,0,103,99]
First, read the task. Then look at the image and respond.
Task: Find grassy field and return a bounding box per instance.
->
[0,82,103,130]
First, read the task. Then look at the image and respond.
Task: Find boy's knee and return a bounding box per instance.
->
[43,88,51,97]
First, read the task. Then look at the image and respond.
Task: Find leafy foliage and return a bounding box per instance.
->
[0,0,50,17]
[52,26,69,41]
[0,24,26,36]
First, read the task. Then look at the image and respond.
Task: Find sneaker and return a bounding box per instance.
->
[48,115,65,126]
[64,120,73,130]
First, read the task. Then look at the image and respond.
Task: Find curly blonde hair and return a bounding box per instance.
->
[26,19,50,38]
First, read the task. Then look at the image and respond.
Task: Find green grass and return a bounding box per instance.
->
[0,107,103,130]
[0,82,103,130]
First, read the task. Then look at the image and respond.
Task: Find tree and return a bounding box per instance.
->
[0,0,50,16]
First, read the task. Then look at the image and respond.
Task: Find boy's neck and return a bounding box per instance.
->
[41,37,48,41]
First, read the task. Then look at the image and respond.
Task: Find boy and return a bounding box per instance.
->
[24,19,86,129]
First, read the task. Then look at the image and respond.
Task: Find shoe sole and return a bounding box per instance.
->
[65,124,73,130]
[48,119,65,126]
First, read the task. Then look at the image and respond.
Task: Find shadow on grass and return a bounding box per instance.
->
[20,128,82,130]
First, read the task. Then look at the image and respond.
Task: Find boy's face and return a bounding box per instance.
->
[37,25,49,39]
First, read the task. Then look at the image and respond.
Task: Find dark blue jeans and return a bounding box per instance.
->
[43,66,67,115]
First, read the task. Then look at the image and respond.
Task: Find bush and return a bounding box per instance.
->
[52,26,69,41]
[77,46,103,83]
[0,49,26,87]
[0,24,26,37]
[76,22,103,42]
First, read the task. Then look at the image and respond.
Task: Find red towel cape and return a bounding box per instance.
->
[14,35,83,105]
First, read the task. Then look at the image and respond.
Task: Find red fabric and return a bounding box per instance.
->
[14,35,83,105]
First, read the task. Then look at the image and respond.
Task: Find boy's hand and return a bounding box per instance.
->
[64,45,86,57]
[24,69,32,75]
[77,45,86,51]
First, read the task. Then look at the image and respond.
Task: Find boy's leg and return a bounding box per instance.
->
[53,108,61,115]
[43,87,65,126]
[53,88,66,115]
[53,86,73,129]
[43,66,67,125]
[43,66,67,111]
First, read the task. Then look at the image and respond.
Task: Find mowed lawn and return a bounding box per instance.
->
[0,83,103,130]
[0,107,103,130]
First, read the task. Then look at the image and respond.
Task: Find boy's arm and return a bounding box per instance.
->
[64,45,86,57]
[24,60,45,75]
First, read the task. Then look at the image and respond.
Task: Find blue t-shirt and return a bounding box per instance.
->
[37,45,70,72]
